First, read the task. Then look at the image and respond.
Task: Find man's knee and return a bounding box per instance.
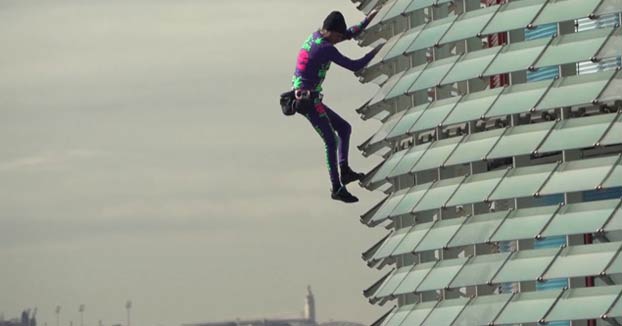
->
[340,121,352,136]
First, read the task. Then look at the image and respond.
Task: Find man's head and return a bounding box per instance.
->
[321,11,347,44]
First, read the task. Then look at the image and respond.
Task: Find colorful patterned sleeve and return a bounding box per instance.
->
[345,17,371,40]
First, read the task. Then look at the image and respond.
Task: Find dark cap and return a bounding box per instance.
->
[323,11,347,35]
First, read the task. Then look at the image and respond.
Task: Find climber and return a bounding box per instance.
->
[291,9,381,203]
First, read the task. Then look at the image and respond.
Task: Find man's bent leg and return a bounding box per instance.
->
[323,105,364,185]
[323,105,351,166]
[299,101,341,192]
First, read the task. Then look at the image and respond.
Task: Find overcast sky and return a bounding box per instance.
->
[0,1,388,326]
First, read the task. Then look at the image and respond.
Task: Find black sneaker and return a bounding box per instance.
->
[331,186,359,203]
[340,166,365,185]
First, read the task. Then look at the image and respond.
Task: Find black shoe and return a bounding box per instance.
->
[340,166,365,185]
[331,186,359,203]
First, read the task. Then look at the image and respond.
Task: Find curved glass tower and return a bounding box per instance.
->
[353,0,622,325]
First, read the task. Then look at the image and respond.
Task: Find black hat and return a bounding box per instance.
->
[323,11,347,35]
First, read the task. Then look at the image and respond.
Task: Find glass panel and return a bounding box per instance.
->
[386,103,429,140]
[416,257,469,292]
[443,87,503,126]
[408,55,461,93]
[534,0,603,25]
[449,211,507,247]
[390,182,433,217]
[444,128,505,167]
[413,176,465,213]
[543,242,621,280]
[484,37,550,76]
[369,71,407,107]
[545,286,622,322]
[384,26,424,63]
[370,188,410,224]
[535,27,612,68]
[421,297,470,326]
[404,0,437,13]
[491,205,558,242]
[388,142,432,178]
[442,46,502,85]
[440,5,499,45]
[540,155,619,196]
[368,32,404,68]
[602,159,622,189]
[371,148,410,184]
[383,0,415,23]
[446,169,506,207]
[450,253,510,288]
[485,79,553,118]
[385,66,425,100]
[608,252,622,274]
[487,121,555,160]
[368,0,398,30]
[384,304,417,326]
[399,301,437,326]
[493,247,558,283]
[604,204,622,232]
[482,0,548,35]
[542,199,621,237]
[410,96,461,132]
[453,293,513,326]
[601,114,622,146]
[415,217,466,252]
[369,110,407,145]
[394,261,436,295]
[406,15,457,53]
[536,69,616,111]
[537,114,616,154]
[609,297,622,318]
[372,227,411,261]
[411,136,464,172]
[374,266,411,298]
[489,163,558,201]
[392,221,435,256]
[494,290,561,325]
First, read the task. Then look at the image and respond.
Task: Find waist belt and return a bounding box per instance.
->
[294,89,322,101]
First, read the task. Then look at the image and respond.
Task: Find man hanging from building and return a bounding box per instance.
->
[291,10,381,203]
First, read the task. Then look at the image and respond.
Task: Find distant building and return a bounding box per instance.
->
[182,287,363,326]
[0,310,37,326]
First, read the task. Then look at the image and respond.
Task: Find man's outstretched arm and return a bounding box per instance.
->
[327,43,383,72]
[345,9,379,40]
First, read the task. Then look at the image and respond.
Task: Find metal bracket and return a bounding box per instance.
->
[446,255,474,290]
[411,219,439,254]
[531,119,560,157]
[537,243,566,282]
[533,160,563,198]
[487,250,516,286]
[597,197,622,233]
[535,202,565,240]
[597,153,622,190]
[490,291,517,326]
[526,0,552,30]
[529,29,557,72]
[486,208,516,244]
[595,111,622,148]
[538,287,568,325]
[440,173,470,210]
[444,214,472,250]
[599,241,622,280]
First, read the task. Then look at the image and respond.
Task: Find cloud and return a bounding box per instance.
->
[0,149,108,171]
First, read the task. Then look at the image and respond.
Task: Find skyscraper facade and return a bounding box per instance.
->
[353,0,622,325]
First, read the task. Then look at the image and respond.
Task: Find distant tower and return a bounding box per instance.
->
[303,286,316,324]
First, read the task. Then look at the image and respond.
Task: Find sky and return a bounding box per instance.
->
[0,1,389,326]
